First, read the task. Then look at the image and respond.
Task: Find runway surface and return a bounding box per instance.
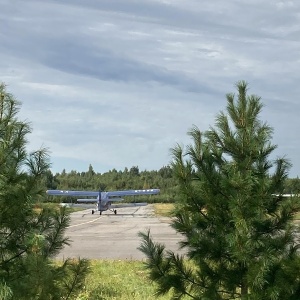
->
[57,205,184,260]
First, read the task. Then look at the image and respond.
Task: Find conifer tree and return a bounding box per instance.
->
[139,81,300,299]
[0,83,89,299]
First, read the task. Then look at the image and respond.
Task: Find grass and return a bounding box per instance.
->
[33,202,84,213]
[153,203,300,222]
[74,260,175,300]
[294,211,300,222]
[152,203,174,217]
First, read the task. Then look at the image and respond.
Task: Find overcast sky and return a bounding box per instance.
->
[1,0,299,177]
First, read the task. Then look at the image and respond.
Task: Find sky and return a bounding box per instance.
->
[1,0,300,177]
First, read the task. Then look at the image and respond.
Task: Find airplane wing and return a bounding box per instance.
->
[110,202,148,208]
[47,189,160,197]
[272,194,299,197]
[77,198,123,203]
[106,189,160,197]
[77,198,98,203]
[60,203,96,208]
[46,190,99,197]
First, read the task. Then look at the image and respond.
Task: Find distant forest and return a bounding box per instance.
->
[44,164,300,203]
[44,164,176,203]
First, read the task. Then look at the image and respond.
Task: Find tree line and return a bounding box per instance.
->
[44,164,300,204]
[44,164,177,203]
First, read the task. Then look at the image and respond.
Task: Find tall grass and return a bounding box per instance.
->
[153,203,174,217]
[75,260,176,300]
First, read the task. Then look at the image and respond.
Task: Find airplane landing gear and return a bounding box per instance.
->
[92,210,94,214]
[114,209,117,215]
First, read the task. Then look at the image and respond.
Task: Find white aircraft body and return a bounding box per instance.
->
[46,188,160,215]
[273,194,299,198]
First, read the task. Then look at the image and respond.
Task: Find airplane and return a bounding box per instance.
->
[46,188,160,215]
[273,194,299,198]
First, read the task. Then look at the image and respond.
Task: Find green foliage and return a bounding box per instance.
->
[284,177,300,194]
[0,83,89,299]
[139,81,300,299]
[0,280,13,300]
[57,258,90,300]
[74,260,183,300]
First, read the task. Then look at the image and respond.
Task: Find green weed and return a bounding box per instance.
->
[74,260,175,300]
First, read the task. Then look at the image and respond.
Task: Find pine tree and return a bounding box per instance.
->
[0,83,89,299]
[139,81,300,299]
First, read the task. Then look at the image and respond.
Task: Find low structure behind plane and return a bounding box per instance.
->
[46,188,160,215]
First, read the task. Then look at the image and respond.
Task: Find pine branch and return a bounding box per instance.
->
[43,207,71,257]
[61,258,90,300]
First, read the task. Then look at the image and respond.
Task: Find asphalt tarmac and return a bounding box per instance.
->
[56,204,184,260]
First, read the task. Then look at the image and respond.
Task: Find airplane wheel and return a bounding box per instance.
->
[100,211,102,215]
[114,210,117,215]
[92,210,94,214]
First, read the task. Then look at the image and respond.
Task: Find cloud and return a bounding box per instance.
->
[1,0,300,177]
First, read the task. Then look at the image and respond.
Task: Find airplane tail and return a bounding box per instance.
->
[97,190,102,212]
